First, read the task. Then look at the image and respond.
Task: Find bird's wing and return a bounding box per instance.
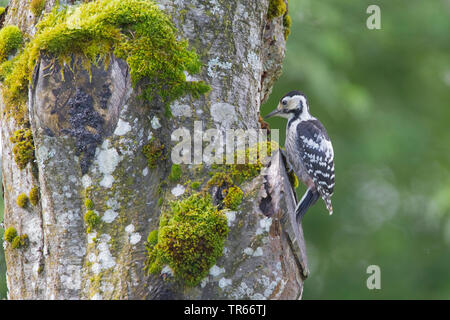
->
[297,119,335,200]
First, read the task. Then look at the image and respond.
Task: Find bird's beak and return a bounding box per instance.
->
[264,107,281,119]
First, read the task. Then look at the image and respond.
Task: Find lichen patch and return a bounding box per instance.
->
[125,224,141,245]
[210,103,237,128]
[225,211,237,226]
[129,233,141,245]
[171,184,185,197]
[170,102,192,117]
[125,224,135,234]
[219,277,232,289]
[101,209,118,224]
[95,140,121,188]
[151,116,162,130]
[91,234,116,274]
[114,119,132,136]
[207,57,232,78]
[256,217,272,235]
[209,265,225,277]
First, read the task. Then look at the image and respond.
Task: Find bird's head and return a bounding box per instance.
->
[265,90,310,120]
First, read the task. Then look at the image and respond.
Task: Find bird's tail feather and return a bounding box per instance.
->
[296,188,320,223]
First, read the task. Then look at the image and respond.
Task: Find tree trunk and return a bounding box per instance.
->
[0,0,308,299]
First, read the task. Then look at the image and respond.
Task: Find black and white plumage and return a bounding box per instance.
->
[265,90,335,221]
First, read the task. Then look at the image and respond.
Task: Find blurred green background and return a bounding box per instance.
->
[262,0,450,299]
[0,0,449,299]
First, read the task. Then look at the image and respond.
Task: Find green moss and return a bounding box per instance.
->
[11,234,29,249]
[143,138,165,168]
[191,181,201,190]
[0,25,23,63]
[288,170,299,188]
[11,236,21,249]
[84,210,101,233]
[29,186,39,206]
[200,142,277,212]
[157,197,163,206]
[228,163,262,185]
[225,141,275,185]
[168,164,182,183]
[4,227,18,243]
[147,230,158,247]
[207,172,233,189]
[0,7,5,16]
[267,0,287,20]
[146,193,229,287]
[16,193,28,208]
[30,0,46,17]
[20,234,29,247]
[0,59,14,81]
[84,198,94,210]
[1,0,209,123]
[283,14,292,39]
[9,128,35,170]
[223,186,243,210]
[205,142,277,209]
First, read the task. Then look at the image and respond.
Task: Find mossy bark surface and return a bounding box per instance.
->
[0,0,307,299]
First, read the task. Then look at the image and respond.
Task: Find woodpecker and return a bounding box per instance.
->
[265,91,335,222]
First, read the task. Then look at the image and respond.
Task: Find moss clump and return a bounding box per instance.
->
[84,210,101,233]
[0,7,5,16]
[29,186,39,206]
[168,164,182,183]
[30,0,46,17]
[228,163,262,185]
[205,142,277,209]
[11,236,21,249]
[225,141,276,185]
[288,170,299,188]
[191,181,201,190]
[11,234,29,249]
[84,198,94,210]
[4,227,18,243]
[0,25,23,63]
[20,234,29,247]
[2,0,209,122]
[147,230,158,247]
[223,186,243,210]
[283,14,292,39]
[143,138,165,168]
[0,59,14,81]
[207,172,233,189]
[146,193,229,287]
[10,128,35,170]
[16,193,29,208]
[267,0,287,20]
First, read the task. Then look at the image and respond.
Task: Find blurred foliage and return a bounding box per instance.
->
[0,0,8,8]
[262,0,450,299]
[0,0,449,299]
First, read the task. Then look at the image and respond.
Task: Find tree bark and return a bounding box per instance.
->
[0,0,308,299]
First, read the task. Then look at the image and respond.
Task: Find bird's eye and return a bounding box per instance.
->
[282,100,287,106]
